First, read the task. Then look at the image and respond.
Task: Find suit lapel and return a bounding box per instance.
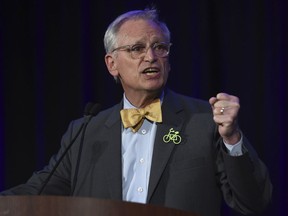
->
[102,103,123,200]
[147,90,186,202]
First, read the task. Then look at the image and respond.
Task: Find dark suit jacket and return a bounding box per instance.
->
[1,89,272,216]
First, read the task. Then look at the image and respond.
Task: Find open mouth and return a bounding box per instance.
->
[142,67,159,75]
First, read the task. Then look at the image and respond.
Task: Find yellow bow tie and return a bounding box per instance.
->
[120,98,162,133]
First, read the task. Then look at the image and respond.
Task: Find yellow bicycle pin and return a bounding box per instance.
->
[163,128,182,144]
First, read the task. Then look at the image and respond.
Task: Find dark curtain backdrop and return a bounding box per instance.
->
[0,0,287,215]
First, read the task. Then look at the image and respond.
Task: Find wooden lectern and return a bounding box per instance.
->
[0,196,200,216]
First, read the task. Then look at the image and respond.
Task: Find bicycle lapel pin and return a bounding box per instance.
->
[163,128,182,144]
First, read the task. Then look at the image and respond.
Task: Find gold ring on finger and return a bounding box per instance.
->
[220,107,225,115]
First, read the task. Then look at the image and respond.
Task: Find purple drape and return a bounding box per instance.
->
[0,0,287,215]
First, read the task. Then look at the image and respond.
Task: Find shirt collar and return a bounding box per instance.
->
[123,91,164,109]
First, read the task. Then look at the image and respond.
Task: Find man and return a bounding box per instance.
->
[1,8,272,216]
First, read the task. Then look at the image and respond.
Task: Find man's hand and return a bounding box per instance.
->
[209,93,241,144]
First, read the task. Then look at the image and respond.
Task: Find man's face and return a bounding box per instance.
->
[105,19,171,97]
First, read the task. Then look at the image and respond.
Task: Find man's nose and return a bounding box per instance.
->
[143,47,157,62]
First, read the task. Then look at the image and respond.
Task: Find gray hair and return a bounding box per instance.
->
[104,8,171,53]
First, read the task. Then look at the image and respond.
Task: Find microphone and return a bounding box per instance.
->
[38,102,102,195]
[71,103,102,194]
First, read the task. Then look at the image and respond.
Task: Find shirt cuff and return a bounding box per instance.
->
[223,133,243,156]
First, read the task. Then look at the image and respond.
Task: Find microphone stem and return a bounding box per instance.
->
[37,103,101,195]
[70,115,92,195]
[38,123,85,195]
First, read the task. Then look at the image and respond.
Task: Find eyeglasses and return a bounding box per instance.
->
[111,42,172,59]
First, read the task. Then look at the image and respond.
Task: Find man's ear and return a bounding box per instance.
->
[105,54,118,77]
